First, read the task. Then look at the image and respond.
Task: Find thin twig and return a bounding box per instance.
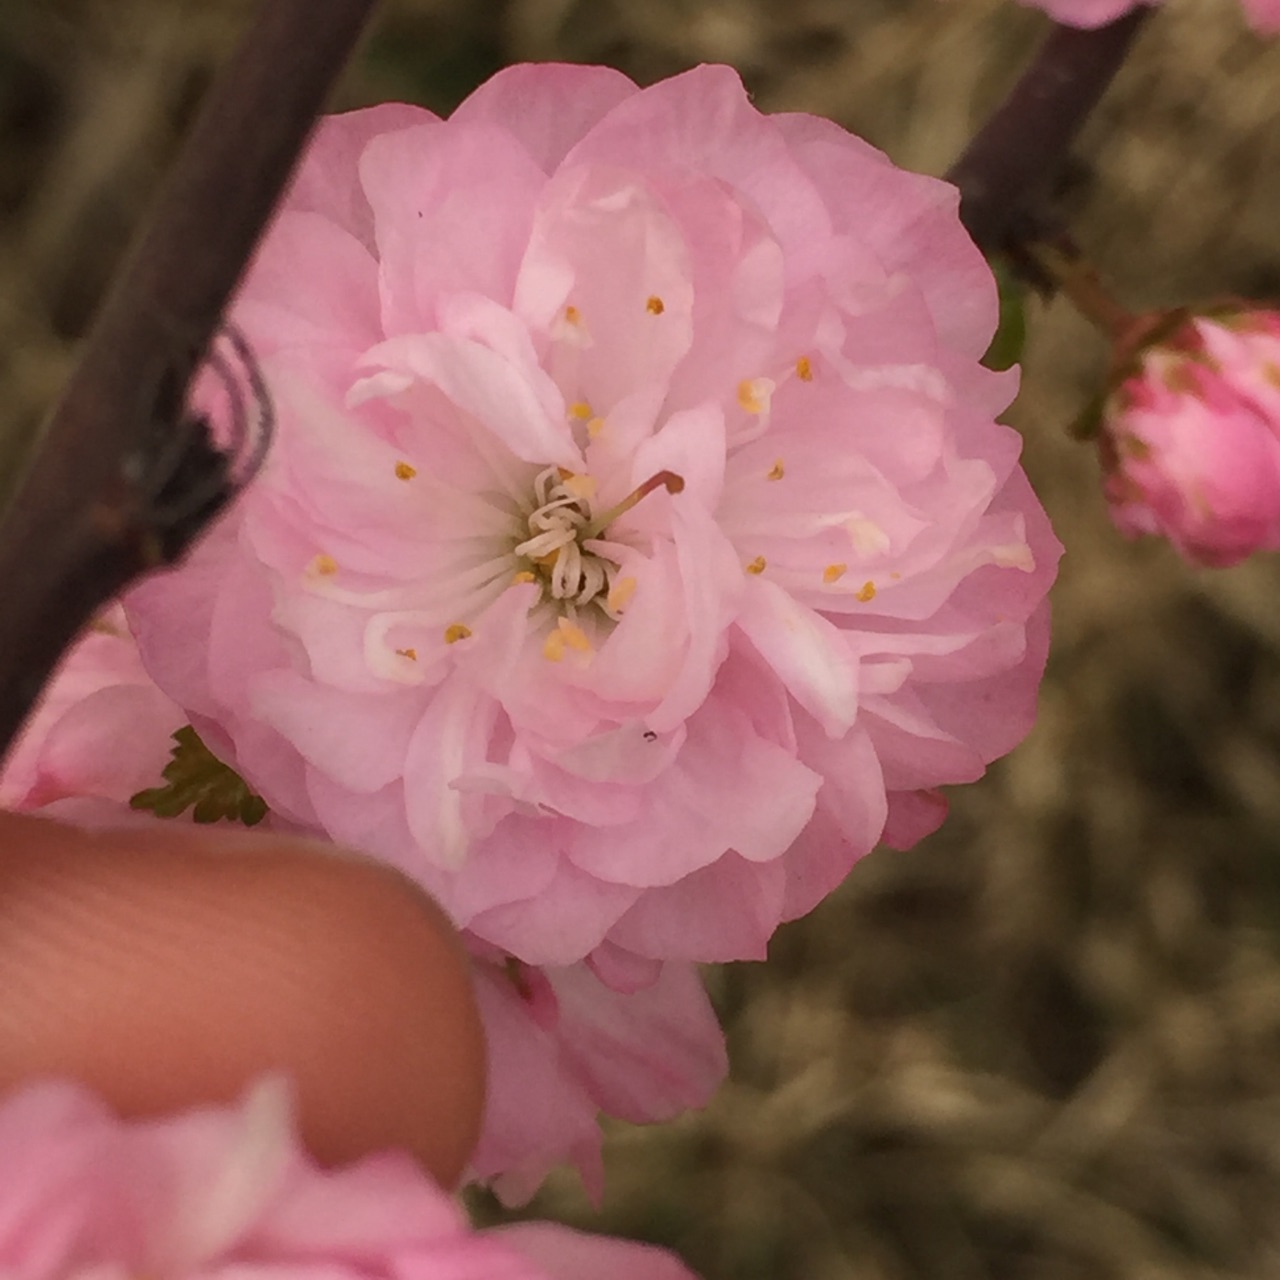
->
[946,11,1152,254]
[0,0,379,761]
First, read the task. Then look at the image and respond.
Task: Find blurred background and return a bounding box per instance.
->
[3,1,1280,1275]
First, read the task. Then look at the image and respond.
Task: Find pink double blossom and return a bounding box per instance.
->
[0,1076,699,1280]
[0,605,183,823]
[1101,311,1280,566]
[1013,0,1280,33]
[126,63,1059,978]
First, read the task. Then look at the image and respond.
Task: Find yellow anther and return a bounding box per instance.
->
[766,459,785,481]
[395,647,418,661]
[562,472,597,500]
[543,630,566,662]
[856,581,877,602]
[394,461,417,480]
[738,377,775,415]
[796,355,814,381]
[559,618,592,652]
[646,295,665,315]
[311,554,338,576]
[511,570,537,585]
[1265,362,1280,389]
[607,576,638,613]
[542,617,592,662]
[569,401,593,420]
[823,563,847,584]
[746,556,767,575]
[444,623,472,644]
[587,416,607,439]
[564,304,582,325]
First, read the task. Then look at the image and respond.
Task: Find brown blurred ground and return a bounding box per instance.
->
[3,1,1280,1276]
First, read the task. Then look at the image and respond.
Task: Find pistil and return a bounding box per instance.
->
[579,471,685,540]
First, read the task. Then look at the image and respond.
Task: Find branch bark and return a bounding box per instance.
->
[0,0,379,760]
[946,11,1151,254]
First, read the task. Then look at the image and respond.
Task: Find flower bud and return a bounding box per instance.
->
[1099,310,1280,567]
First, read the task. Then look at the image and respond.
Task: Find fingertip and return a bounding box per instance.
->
[0,813,487,1187]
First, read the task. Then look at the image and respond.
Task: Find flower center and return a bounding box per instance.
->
[513,465,684,619]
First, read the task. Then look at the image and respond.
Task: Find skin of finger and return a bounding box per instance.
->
[0,812,487,1187]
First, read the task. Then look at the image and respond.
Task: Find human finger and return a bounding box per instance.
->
[0,812,486,1187]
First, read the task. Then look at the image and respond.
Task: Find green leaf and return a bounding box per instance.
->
[982,258,1029,373]
[130,725,268,827]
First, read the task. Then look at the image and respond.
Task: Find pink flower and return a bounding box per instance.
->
[1010,0,1279,30]
[127,64,1058,973]
[468,948,727,1204]
[1014,0,1155,26]
[1100,312,1280,567]
[1241,0,1280,31]
[0,1076,699,1280]
[0,605,184,821]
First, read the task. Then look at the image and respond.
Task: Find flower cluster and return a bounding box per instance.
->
[1100,310,1280,567]
[1014,0,1280,33]
[0,1077,697,1280]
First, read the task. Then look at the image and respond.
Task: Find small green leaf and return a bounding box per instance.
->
[982,258,1028,373]
[130,725,269,827]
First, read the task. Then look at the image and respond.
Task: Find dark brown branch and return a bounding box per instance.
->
[0,0,379,761]
[946,11,1151,254]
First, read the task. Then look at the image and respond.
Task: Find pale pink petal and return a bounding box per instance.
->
[496,1224,701,1280]
[450,63,639,174]
[550,959,726,1121]
[355,332,579,471]
[360,121,548,330]
[285,102,432,250]
[236,213,381,359]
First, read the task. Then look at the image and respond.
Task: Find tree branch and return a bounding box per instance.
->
[946,11,1152,254]
[0,0,379,761]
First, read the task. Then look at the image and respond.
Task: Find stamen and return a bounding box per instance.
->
[542,617,593,662]
[587,417,607,439]
[561,472,597,500]
[746,556,767,575]
[646,295,665,315]
[580,471,684,540]
[796,356,814,382]
[607,576,638,613]
[738,377,775,415]
[560,619,592,652]
[511,570,537,585]
[823,563,847,584]
[553,304,591,349]
[543,631,566,662]
[856,581,876,602]
[569,401,593,419]
[444,623,472,643]
[395,461,417,480]
[310,554,338,577]
[396,647,418,660]
[766,459,785,481]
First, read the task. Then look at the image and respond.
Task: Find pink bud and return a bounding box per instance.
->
[1100,311,1280,567]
